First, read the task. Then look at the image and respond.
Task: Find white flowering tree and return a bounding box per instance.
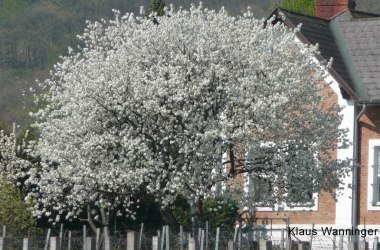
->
[0,126,36,234]
[18,4,349,230]
[0,125,33,182]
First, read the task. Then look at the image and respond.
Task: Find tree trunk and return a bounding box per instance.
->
[84,205,111,234]
[100,207,109,228]
[87,205,97,233]
[190,200,203,234]
[160,208,181,233]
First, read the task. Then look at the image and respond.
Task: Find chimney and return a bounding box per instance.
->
[316,0,355,19]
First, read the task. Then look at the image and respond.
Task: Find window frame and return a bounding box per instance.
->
[247,173,274,204]
[245,171,319,211]
[368,140,380,210]
[244,151,319,211]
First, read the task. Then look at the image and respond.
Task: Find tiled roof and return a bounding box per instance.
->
[277,8,380,102]
[336,11,380,101]
[279,10,355,95]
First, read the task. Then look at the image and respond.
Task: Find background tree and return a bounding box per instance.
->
[150,0,166,16]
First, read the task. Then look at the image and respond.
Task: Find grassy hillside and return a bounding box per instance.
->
[0,0,379,127]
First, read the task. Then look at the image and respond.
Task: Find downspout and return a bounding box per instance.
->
[352,103,367,245]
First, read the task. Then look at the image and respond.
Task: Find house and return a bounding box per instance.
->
[247,0,380,248]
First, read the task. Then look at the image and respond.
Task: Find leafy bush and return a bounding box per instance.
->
[0,177,36,236]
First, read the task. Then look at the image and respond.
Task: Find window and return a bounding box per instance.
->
[248,174,273,204]
[372,146,380,205]
[367,140,380,210]
[245,141,317,210]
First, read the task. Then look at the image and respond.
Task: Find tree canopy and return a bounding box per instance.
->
[1,4,349,229]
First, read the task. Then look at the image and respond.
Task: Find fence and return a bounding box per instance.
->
[1,224,380,250]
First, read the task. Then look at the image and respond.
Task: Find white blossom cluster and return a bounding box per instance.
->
[12,4,349,221]
[0,125,32,183]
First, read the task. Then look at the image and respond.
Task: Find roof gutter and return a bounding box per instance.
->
[352,103,367,246]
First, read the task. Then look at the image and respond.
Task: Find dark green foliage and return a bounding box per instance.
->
[0,177,36,236]
[279,0,316,16]
[150,0,166,16]
[0,121,9,133]
[119,194,163,231]
[202,196,239,230]
[172,195,192,227]
[171,195,239,231]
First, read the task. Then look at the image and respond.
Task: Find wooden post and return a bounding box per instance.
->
[179,225,184,250]
[103,236,112,250]
[68,231,72,250]
[215,227,220,250]
[188,237,200,250]
[233,227,238,243]
[227,240,237,250]
[0,226,5,250]
[165,225,170,250]
[205,221,209,250]
[50,237,60,250]
[160,226,165,250]
[285,239,294,250]
[339,235,344,250]
[86,237,96,250]
[103,227,110,250]
[310,224,314,249]
[83,225,87,250]
[44,229,51,250]
[333,235,336,250]
[59,224,63,250]
[359,240,368,250]
[280,229,285,250]
[0,237,8,250]
[139,223,144,249]
[260,239,273,250]
[374,236,379,250]
[188,238,194,250]
[127,231,138,250]
[152,236,161,250]
[200,230,204,250]
[298,241,310,250]
[348,241,355,250]
[23,238,32,250]
[95,228,100,250]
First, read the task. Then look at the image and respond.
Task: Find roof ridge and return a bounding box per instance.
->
[277,7,330,22]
